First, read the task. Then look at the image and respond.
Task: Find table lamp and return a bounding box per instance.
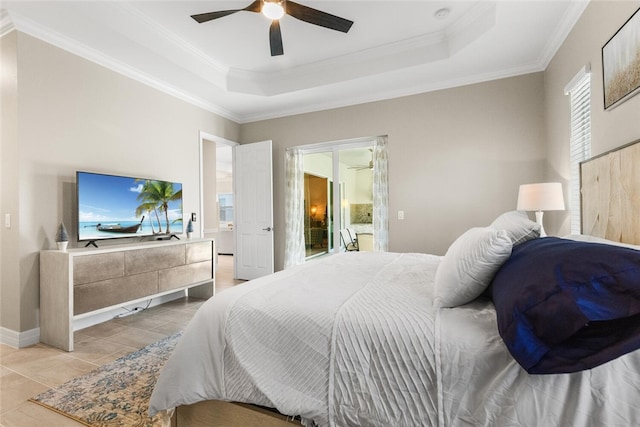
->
[516,182,565,237]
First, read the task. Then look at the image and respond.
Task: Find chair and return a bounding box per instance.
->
[355,233,373,251]
[340,229,359,251]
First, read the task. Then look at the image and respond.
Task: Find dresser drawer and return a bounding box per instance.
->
[74,271,158,315]
[73,252,124,285]
[125,245,185,275]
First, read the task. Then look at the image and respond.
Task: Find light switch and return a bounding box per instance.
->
[4,213,10,228]
[397,210,405,220]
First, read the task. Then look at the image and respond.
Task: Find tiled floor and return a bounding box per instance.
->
[0,255,244,427]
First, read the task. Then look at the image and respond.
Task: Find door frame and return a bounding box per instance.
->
[198,131,238,270]
[297,136,376,252]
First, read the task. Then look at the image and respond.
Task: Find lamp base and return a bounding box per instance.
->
[535,210,546,237]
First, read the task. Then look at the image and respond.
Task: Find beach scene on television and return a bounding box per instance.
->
[77,172,183,242]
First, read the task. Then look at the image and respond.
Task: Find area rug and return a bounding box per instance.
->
[29,331,182,427]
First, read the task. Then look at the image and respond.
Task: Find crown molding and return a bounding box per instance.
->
[0,8,15,37]
[537,0,590,69]
[227,3,496,96]
[228,31,450,96]
[113,2,229,89]
[8,10,242,123]
[237,61,544,123]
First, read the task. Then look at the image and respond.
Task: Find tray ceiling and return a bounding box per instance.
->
[1,1,588,123]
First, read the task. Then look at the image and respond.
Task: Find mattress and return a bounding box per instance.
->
[149,251,640,426]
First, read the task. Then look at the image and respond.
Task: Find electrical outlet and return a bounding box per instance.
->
[191,212,196,222]
[397,210,405,220]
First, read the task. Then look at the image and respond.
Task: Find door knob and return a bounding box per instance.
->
[263,227,273,232]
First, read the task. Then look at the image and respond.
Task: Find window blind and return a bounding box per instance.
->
[565,66,591,235]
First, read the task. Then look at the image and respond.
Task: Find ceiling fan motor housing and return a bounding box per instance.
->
[262,1,285,20]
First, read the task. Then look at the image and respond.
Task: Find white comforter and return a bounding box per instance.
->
[149,252,640,426]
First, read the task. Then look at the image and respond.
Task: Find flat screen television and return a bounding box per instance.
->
[76,171,183,246]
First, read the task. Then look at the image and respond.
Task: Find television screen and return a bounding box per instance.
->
[76,171,183,243]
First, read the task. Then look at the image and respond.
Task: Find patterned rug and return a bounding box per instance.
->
[29,332,182,427]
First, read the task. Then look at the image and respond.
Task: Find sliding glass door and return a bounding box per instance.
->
[303,152,334,258]
[302,143,374,259]
[284,136,388,267]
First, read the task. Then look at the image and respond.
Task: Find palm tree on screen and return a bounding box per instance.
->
[136,180,182,234]
[135,201,160,234]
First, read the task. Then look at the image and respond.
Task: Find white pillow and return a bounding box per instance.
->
[490,210,540,246]
[434,227,512,308]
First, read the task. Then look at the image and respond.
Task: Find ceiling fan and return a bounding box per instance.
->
[190,0,354,56]
[349,149,373,171]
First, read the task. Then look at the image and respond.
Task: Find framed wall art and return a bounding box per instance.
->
[602,7,640,110]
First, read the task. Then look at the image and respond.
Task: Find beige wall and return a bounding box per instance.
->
[241,73,548,269]
[1,32,240,334]
[544,0,640,235]
[1,31,20,332]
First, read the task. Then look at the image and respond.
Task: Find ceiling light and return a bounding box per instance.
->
[263,1,285,20]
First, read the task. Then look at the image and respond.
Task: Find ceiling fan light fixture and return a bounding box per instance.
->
[191,1,352,56]
[262,1,285,20]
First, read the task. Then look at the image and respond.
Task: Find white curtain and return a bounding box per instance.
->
[372,135,389,252]
[284,148,306,268]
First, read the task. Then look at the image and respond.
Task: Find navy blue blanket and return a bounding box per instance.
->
[491,237,640,374]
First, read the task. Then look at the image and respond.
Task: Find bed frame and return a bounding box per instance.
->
[170,139,640,426]
[172,400,301,426]
[580,139,640,245]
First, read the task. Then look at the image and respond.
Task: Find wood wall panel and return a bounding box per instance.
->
[581,140,640,245]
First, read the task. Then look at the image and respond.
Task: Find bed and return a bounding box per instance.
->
[149,140,640,426]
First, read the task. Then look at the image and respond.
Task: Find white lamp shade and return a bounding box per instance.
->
[517,182,565,211]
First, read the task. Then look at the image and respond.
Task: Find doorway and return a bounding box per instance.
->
[284,135,387,267]
[200,133,238,284]
[302,141,375,258]
[200,133,275,282]
[304,172,330,258]
[215,146,234,256]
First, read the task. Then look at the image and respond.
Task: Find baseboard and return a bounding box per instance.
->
[0,326,40,349]
[0,292,186,349]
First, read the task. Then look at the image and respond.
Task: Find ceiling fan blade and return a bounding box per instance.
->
[191,10,241,23]
[270,20,284,56]
[285,1,354,33]
[191,1,262,23]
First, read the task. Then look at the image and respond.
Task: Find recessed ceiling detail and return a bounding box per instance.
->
[227,2,496,96]
[1,1,589,123]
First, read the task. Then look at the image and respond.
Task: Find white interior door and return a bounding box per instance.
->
[234,140,274,280]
